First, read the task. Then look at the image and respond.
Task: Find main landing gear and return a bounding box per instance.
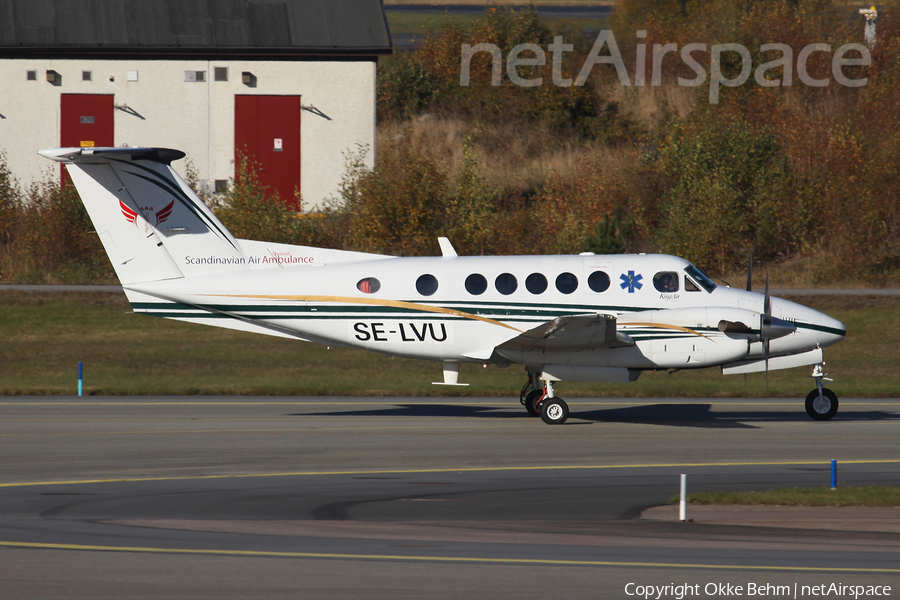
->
[521,371,568,425]
[805,362,838,421]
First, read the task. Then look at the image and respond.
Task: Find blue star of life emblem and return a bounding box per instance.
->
[620,271,643,293]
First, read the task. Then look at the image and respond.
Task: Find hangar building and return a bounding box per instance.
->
[0,0,392,210]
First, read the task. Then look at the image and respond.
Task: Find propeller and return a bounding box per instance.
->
[757,267,797,395]
[763,268,770,394]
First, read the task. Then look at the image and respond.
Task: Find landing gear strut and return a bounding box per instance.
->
[522,369,541,416]
[521,371,568,424]
[524,389,543,417]
[805,362,838,421]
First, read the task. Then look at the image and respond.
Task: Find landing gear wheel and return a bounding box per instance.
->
[520,380,535,405]
[540,398,569,425]
[524,389,543,417]
[805,388,838,421]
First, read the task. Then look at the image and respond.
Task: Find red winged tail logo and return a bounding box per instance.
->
[120,200,137,224]
[155,200,175,224]
[120,199,175,227]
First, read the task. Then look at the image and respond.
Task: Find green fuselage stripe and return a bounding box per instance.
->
[129,301,840,338]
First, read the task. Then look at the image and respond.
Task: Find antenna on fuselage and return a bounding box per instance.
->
[438,237,458,258]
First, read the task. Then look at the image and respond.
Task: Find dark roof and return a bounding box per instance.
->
[0,0,392,59]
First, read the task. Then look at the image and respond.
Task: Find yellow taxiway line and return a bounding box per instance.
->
[1,540,899,573]
[3,459,900,489]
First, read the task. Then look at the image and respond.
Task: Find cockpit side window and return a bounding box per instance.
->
[684,265,716,293]
[684,276,701,292]
[653,271,679,293]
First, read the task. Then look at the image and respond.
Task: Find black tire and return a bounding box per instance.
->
[520,380,534,405]
[805,388,838,421]
[541,398,569,425]
[524,389,543,417]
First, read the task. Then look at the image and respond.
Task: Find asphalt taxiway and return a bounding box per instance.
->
[2,396,899,598]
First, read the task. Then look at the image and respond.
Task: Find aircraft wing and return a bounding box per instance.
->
[497,314,634,353]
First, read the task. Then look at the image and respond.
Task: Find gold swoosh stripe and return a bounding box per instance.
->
[211,294,523,332]
[621,322,710,340]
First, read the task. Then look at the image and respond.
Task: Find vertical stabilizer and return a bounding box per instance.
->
[40,147,245,285]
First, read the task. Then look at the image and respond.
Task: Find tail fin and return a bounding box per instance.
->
[40,147,244,285]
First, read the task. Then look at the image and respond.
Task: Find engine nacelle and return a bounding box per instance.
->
[618,307,757,368]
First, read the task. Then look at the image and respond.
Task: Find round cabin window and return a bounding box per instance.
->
[587,271,610,293]
[495,273,518,295]
[525,273,548,294]
[465,273,488,295]
[416,274,438,296]
[357,277,381,294]
[555,272,578,294]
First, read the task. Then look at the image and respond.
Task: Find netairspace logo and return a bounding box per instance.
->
[459,30,871,104]
[624,582,892,599]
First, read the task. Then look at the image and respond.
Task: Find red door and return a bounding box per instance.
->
[234,95,302,210]
[60,94,114,186]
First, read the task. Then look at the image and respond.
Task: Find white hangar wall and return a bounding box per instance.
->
[0,58,376,210]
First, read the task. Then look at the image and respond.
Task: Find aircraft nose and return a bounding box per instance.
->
[814,310,846,348]
[776,298,846,350]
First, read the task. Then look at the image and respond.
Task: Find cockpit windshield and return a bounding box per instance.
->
[684,264,717,293]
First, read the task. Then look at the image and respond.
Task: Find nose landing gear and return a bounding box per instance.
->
[805,362,838,421]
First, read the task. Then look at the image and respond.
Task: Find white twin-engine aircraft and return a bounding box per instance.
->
[41,147,846,425]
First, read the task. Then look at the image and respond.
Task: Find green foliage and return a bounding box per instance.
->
[0,153,112,282]
[377,50,438,121]
[334,141,449,256]
[386,7,637,144]
[530,156,637,256]
[447,138,497,255]
[25,181,110,281]
[654,118,796,272]
[0,167,111,283]
[584,208,629,255]
[210,152,304,245]
[0,152,18,248]
[4,0,900,284]
[0,152,21,281]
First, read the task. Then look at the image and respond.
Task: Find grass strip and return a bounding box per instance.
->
[673,486,900,507]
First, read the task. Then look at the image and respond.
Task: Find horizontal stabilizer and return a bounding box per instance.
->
[39,147,186,165]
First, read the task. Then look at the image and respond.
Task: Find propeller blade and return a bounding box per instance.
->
[746,253,753,292]
[762,266,771,396]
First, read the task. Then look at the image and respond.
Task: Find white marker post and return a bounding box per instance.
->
[679,474,687,521]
